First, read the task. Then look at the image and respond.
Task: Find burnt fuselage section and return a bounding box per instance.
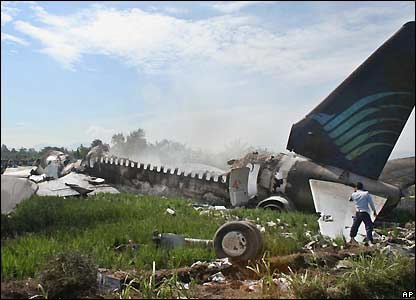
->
[233,152,402,214]
[86,152,403,215]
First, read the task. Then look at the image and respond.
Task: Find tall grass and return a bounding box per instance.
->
[282,251,415,299]
[1,194,319,279]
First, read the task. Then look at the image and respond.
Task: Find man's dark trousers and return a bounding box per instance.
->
[350,211,374,242]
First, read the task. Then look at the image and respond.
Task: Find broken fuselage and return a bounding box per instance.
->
[228,151,403,215]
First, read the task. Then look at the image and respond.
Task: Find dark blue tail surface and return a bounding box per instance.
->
[287,22,415,179]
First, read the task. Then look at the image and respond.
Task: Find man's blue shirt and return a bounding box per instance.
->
[350,190,376,215]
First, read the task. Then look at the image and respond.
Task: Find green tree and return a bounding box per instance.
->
[74,148,81,159]
[111,133,125,146]
[125,129,147,157]
[77,144,90,158]
[10,148,17,160]
[111,133,126,156]
[90,139,103,148]
[1,144,9,153]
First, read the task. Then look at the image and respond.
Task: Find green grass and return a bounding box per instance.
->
[1,194,319,279]
[283,251,415,299]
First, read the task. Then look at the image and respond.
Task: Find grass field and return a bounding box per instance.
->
[1,193,319,279]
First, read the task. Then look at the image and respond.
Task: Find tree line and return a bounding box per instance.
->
[2,128,274,170]
[1,139,104,161]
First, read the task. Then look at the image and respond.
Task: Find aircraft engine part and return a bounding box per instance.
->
[213,221,263,261]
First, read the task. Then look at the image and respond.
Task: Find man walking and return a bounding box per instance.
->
[349,182,377,245]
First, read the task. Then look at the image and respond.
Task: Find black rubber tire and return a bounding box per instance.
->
[213,221,263,261]
[241,221,264,257]
[257,200,283,212]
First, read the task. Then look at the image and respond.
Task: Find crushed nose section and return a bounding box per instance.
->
[287,22,415,180]
[309,179,387,242]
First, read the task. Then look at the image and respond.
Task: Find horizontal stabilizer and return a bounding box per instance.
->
[309,179,386,242]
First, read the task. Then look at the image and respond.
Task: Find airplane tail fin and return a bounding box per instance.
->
[287,21,415,179]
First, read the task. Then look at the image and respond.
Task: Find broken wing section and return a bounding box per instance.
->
[1,175,38,214]
[309,179,386,242]
[37,172,119,197]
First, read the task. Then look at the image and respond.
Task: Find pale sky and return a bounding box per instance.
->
[1,1,415,158]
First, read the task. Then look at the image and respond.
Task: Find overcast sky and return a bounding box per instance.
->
[1,1,414,158]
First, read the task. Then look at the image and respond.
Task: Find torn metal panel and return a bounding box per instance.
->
[45,161,60,179]
[36,180,82,197]
[246,163,260,198]
[309,179,387,242]
[64,183,94,196]
[61,162,76,177]
[1,175,38,214]
[36,172,119,197]
[29,174,47,183]
[88,177,106,185]
[229,167,250,207]
[2,166,37,178]
[35,150,84,179]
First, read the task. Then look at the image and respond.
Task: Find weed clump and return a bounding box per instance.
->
[338,252,415,299]
[283,252,415,299]
[37,251,97,299]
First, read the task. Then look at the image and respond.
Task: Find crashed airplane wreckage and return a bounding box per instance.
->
[86,21,415,244]
[2,22,414,260]
[1,149,119,215]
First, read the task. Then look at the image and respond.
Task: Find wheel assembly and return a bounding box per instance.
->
[257,199,283,211]
[256,196,292,212]
[213,221,264,261]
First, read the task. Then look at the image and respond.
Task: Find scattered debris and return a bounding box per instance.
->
[240,280,261,292]
[207,258,232,270]
[36,172,119,197]
[2,166,37,178]
[304,241,317,250]
[88,177,106,185]
[64,183,94,196]
[114,240,140,252]
[152,232,213,250]
[266,221,277,227]
[28,174,47,183]
[97,269,123,293]
[256,225,266,233]
[166,208,176,216]
[273,277,289,292]
[281,232,294,238]
[213,206,227,211]
[335,259,354,270]
[193,204,229,212]
[153,232,185,249]
[210,272,226,283]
